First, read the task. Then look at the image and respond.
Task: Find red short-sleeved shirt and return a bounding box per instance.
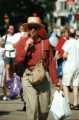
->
[55,36,66,57]
[15,36,28,63]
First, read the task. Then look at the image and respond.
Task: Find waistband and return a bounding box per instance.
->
[28,65,35,71]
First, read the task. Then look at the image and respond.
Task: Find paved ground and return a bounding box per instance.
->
[0,98,26,120]
[0,91,79,120]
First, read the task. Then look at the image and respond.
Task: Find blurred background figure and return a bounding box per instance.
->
[3,14,10,35]
[2,25,15,84]
[12,23,28,45]
[0,37,6,100]
[61,26,79,110]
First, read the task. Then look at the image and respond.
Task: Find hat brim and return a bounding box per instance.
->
[23,22,44,29]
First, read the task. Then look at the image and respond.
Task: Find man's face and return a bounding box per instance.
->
[64,30,69,39]
[28,25,39,39]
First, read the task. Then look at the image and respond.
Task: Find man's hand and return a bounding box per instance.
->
[26,38,34,46]
[54,81,62,91]
[55,51,60,60]
[25,38,34,51]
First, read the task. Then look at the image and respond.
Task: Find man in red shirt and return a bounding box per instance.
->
[55,26,70,58]
[14,16,58,120]
[55,26,70,82]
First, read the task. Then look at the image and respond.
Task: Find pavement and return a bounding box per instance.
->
[0,98,26,120]
[0,90,79,120]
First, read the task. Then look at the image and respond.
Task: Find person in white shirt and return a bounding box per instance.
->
[62,28,79,110]
[12,23,28,45]
[2,25,15,82]
[0,37,8,100]
[49,31,59,47]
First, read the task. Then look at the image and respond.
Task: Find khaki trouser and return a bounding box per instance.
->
[47,111,55,120]
[22,70,50,120]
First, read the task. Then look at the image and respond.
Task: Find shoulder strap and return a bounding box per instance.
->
[4,34,7,46]
[41,40,45,63]
[41,40,44,57]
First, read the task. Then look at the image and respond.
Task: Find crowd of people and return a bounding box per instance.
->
[50,26,79,110]
[0,14,79,120]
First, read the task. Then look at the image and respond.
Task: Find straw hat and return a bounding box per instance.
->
[23,16,44,29]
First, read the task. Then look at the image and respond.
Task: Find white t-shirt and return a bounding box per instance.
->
[62,38,79,73]
[2,34,16,58]
[0,47,5,61]
[0,47,5,87]
[2,34,14,50]
[49,32,58,47]
[76,39,79,49]
[12,32,27,44]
